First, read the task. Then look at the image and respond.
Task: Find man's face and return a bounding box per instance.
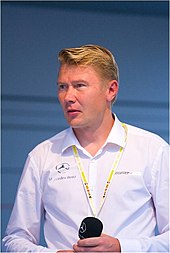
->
[57,64,111,130]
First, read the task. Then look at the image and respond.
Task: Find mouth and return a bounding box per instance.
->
[67,108,81,115]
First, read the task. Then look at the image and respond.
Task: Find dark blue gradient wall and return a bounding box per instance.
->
[1,1,169,246]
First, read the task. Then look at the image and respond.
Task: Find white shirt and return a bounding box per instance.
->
[3,115,169,252]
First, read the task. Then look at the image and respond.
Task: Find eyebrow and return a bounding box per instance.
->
[57,80,88,85]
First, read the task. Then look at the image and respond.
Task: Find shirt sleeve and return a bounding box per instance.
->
[119,144,169,252]
[2,155,56,253]
[119,232,169,252]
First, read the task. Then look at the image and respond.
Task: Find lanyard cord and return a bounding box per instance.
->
[72,123,128,217]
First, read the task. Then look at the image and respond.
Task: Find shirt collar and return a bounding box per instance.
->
[61,114,126,153]
[61,127,81,153]
[106,114,126,148]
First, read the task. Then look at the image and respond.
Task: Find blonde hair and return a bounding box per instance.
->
[58,44,119,82]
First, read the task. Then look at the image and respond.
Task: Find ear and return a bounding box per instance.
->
[106,80,119,102]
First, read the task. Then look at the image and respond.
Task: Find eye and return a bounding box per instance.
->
[74,83,87,89]
[58,83,68,91]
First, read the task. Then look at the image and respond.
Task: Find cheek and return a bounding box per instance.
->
[88,91,106,107]
[85,98,105,114]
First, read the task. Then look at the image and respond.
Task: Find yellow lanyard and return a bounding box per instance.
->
[72,123,128,217]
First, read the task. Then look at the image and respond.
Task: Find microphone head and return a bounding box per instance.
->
[78,217,103,239]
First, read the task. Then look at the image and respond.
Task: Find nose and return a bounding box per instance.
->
[64,86,76,103]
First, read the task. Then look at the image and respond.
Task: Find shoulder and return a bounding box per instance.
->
[126,123,168,149]
[21,128,71,178]
[124,124,169,174]
[29,128,70,157]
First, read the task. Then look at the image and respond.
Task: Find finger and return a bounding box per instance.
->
[73,243,100,252]
[77,237,100,247]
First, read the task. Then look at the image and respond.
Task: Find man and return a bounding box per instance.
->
[3,45,169,252]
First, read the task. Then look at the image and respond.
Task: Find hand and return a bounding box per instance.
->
[73,233,121,252]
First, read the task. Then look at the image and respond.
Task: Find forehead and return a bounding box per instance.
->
[57,64,101,82]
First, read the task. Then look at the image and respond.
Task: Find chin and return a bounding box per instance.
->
[67,118,87,129]
[68,121,85,129]
[69,124,82,129]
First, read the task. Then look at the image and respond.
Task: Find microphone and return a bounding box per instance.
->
[78,217,103,239]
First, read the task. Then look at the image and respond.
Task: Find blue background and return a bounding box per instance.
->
[1,1,169,248]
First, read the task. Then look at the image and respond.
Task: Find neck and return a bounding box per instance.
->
[73,114,115,156]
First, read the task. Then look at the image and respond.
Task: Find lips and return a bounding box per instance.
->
[67,108,81,113]
[67,108,81,115]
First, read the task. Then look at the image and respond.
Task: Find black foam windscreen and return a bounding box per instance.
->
[78,217,103,239]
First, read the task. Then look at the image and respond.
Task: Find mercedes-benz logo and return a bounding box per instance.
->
[79,222,86,234]
[56,163,70,173]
